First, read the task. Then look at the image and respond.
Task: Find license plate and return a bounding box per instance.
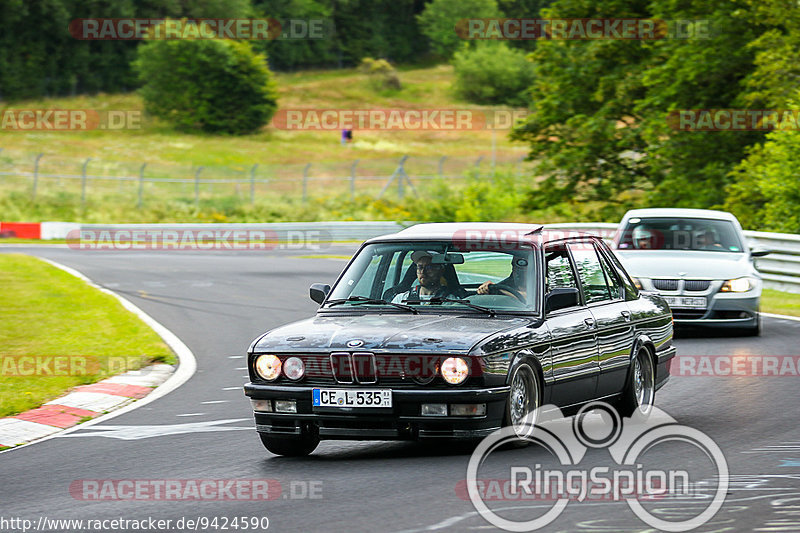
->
[312,388,392,408]
[663,296,707,309]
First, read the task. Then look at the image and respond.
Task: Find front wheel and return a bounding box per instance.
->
[504,363,541,439]
[617,347,655,417]
[259,432,320,457]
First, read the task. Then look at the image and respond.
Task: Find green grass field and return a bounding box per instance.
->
[762,289,800,318]
[0,253,175,417]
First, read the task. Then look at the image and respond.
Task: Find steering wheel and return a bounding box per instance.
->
[489,283,526,303]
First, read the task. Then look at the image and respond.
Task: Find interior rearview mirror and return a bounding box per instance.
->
[310,283,331,304]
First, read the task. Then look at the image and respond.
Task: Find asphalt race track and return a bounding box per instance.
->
[2,246,800,533]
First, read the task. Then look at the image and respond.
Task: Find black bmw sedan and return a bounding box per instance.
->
[244,223,676,456]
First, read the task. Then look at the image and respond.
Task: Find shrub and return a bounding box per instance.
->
[358,57,402,91]
[452,42,534,106]
[134,26,278,134]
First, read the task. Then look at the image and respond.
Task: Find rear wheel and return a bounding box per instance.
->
[504,363,541,439]
[259,432,320,457]
[617,347,655,417]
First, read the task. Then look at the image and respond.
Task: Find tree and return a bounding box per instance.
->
[417,0,501,58]
[452,41,533,106]
[134,32,278,134]
[511,0,781,216]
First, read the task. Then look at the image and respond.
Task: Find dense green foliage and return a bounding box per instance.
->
[135,36,278,134]
[417,0,501,58]
[511,0,800,227]
[452,42,534,105]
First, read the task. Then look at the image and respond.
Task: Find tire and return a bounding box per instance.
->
[259,432,320,457]
[503,363,541,440]
[617,346,655,418]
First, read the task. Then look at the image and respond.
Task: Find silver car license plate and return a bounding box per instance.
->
[663,296,707,309]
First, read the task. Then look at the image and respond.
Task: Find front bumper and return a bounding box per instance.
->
[244,383,509,440]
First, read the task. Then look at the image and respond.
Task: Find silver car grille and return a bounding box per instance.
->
[684,280,711,291]
[653,279,679,291]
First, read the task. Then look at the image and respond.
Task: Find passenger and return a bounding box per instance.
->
[392,251,453,303]
[476,257,529,300]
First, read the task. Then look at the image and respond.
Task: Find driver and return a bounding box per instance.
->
[632,227,655,249]
[476,256,528,299]
[392,251,453,303]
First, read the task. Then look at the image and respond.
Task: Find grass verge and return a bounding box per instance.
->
[761,289,800,318]
[0,253,175,418]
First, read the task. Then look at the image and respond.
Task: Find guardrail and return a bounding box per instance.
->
[543,223,800,294]
[3,219,799,293]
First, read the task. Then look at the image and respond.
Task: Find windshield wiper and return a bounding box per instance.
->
[326,296,418,314]
[404,297,497,316]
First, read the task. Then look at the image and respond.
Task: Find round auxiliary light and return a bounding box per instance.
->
[283,357,305,380]
[441,357,469,385]
[255,354,281,381]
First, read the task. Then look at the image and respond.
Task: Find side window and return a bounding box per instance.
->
[596,246,623,300]
[568,243,611,304]
[545,246,578,292]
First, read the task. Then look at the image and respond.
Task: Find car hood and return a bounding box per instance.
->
[616,250,755,279]
[251,313,530,354]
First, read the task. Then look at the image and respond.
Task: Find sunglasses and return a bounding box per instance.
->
[416,264,443,272]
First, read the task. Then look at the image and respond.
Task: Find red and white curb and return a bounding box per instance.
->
[0,364,173,447]
[0,259,197,452]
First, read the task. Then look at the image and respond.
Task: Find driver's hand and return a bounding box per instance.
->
[477,281,493,295]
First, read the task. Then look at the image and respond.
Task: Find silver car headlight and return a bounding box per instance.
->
[720,277,756,293]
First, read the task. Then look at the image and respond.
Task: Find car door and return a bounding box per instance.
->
[570,242,636,398]
[544,243,600,405]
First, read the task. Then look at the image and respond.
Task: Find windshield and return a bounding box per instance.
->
[617,217,744,253]
[325,241,538,313]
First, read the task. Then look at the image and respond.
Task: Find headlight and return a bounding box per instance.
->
[720,277,755,293]
[441,357,469,385]
[255,354,281,381]
[283,357,305,380]
[631,277,643,290]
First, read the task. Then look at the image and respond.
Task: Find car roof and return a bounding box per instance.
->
[621,208,739,222]
[366,222,599,246]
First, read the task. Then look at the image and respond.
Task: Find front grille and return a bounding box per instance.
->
[330,352,378,384]
[684,280,711,291]
[653,279,679,291]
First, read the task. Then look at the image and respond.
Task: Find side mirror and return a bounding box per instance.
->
[545,287,580,313]
[750,248,770,257]
[310,283,331,304]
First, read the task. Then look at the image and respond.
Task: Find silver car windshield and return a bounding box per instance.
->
[618,217,744,253]
[326,242,538,312]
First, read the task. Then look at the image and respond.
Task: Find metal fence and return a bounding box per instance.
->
[0,148,532,206]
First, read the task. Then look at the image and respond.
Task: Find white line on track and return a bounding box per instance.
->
[201,400,229,404]
[176,413,205,417]
[222,386,242,391]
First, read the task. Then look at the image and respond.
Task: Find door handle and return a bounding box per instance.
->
[621,310,632,321]
[584,317,595,328]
